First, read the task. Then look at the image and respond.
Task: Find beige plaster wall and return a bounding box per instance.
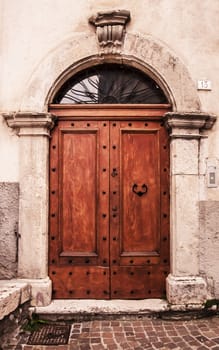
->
[0,0,219,297]
[1,1,219,113]
[1,0,219,185]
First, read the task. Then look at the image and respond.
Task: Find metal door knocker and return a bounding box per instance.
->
[132,183,148,197]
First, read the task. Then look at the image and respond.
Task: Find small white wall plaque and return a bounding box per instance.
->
[197,80,212,90]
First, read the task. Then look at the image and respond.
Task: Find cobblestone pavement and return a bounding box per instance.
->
[17,316,219,350]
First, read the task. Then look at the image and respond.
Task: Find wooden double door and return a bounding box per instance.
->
[49,106,170,299]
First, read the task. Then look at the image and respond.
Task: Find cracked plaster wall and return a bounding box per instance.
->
[0,183,19,279]
[200,201,219,298]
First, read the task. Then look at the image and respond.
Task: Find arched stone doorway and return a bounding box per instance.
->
[48,63,171,299]
[2,10,216,307]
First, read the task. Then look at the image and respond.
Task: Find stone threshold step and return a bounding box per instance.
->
[31,299,169,321]
[0,280,31,321]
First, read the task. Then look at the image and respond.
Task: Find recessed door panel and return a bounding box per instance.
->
[110,266,169,299]
[61,129,98,255]
[121,129,160,254]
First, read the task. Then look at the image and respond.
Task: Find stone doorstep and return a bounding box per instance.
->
[0,280,31,320]
[31,299,170,321]
[32,298,212,322]
[0,279,207,323]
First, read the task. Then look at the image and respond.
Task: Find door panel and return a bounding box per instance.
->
[121,129,159,254]
[110,266,168,299]
[110,120,169,298]
[61,129,98,254]
[49,109,169,299]
[51,266,110,299]
[49,120,110,299]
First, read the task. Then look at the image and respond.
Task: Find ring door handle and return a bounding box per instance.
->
[132,183,148,197]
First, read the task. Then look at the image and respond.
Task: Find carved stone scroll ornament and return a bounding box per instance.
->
[89,10,130,54]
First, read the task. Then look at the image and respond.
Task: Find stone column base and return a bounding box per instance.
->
[166,274,207,310]
[17,277,52,306]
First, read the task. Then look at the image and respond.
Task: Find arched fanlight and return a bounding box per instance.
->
[53,64,168,104]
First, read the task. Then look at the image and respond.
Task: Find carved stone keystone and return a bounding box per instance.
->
[89,10,130,54]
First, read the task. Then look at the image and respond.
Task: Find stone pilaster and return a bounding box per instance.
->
[164,112,216,308]
[3,112,56,306]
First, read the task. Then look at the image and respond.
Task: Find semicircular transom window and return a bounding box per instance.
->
[53,64,168,104]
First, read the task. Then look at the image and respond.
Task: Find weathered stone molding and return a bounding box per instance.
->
[164,112,216,138]
[19,32,201,112]
[3,112,56,137]
[89,10,130,54]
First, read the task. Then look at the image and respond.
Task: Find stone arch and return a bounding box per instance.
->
[20,32,201,112]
